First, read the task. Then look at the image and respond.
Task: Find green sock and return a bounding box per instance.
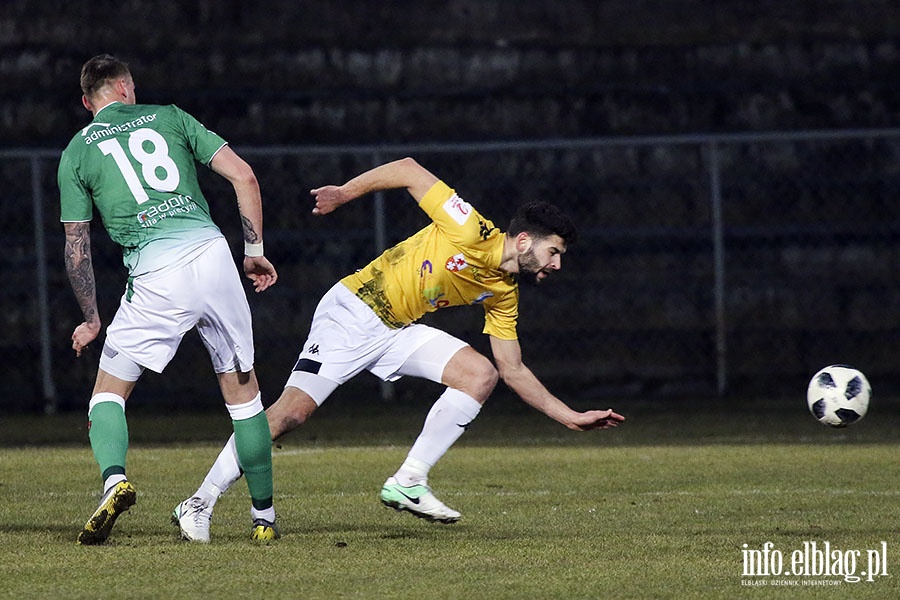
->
[232,411,273,510]
[88,398,128,485]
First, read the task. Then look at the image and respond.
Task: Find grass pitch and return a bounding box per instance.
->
[0,396,898,599]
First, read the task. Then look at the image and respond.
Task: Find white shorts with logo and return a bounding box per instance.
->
[285,282,468,405]
[103,236,254,376]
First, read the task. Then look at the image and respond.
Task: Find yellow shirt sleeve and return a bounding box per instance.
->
[482,286,519,340]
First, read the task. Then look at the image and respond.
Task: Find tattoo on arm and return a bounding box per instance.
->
[241,214,260,244]
[64,222,98,323]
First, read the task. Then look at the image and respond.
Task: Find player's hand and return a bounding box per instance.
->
[310,185,350,215]
[71,320,101,357]
[243,255,278,292]
[567,409,625,431]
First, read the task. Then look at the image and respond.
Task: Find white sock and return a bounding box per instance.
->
[195,481,223,509]
[396,388,482,486]
[103,474,127,494]
[195,434,241,505]
[396,457,431,485]
[251,506,276,523]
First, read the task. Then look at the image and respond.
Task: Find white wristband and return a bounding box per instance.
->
[244,242,264,257]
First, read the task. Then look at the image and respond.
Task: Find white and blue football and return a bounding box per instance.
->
[806,365,871,428]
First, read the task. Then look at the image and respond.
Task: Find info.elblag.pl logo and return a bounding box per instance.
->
[741,541,889,586]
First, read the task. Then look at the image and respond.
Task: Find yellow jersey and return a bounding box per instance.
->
[340,181,519,340]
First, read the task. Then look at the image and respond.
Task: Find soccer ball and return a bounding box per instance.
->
[806,365,871,428]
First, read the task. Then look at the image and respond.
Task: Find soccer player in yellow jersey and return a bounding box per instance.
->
[174,157,625,540]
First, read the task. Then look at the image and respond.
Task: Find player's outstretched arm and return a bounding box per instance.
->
[489,336,625,431]
[64,221,101,357]
[310,157,439,215]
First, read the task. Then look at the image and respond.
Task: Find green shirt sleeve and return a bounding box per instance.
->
[172,105,227,166]
[58,147,92,222]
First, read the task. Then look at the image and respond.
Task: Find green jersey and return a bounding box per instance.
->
[58,102,226,276]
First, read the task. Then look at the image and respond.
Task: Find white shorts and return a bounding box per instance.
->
[103,236,254,375]
[285,282,468,405]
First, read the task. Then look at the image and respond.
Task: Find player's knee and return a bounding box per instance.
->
[443,347,497,402]
[468,355,499,401]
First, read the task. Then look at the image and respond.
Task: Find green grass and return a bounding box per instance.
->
[0,397,898,599]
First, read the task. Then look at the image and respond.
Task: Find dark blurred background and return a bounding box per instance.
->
[5,1,900,146]
[3,1,900,414]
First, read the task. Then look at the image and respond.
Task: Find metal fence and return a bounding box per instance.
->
[4,129,900,413]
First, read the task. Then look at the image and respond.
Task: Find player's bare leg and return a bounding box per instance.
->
[382,346,497,523]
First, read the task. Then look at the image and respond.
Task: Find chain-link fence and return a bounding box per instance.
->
[4,130,900,413]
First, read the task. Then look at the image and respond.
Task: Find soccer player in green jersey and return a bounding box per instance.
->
[174,157,625,542]
[58,54,279,544]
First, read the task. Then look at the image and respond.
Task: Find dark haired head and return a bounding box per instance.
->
[80,54,131,100]
[507,201,577,245]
